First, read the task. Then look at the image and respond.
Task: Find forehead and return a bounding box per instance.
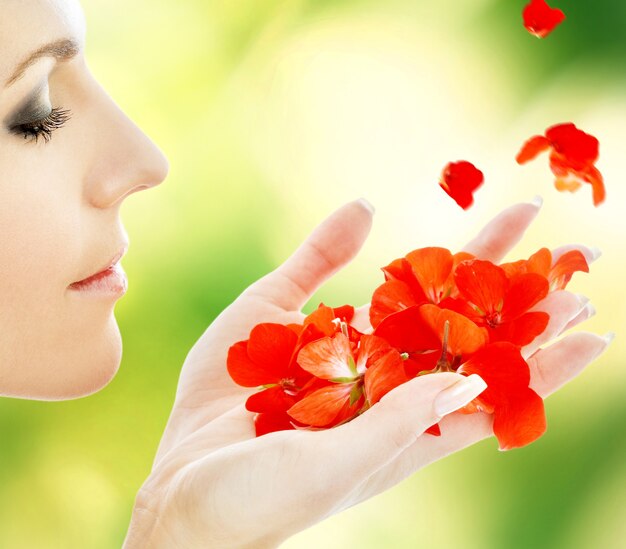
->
[0,0,86,84]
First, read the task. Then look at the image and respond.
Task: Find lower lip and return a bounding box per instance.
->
[68,263,128,297]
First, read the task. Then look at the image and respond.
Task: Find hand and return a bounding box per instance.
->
[122,198,609,549]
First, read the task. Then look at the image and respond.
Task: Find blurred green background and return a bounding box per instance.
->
[1,0,625,547]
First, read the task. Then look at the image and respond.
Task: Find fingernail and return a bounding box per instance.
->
[589,246,602,261]
[357,197,375,215]
[530,195,543,208]
[433,374,487,417]
[584,302,596,319]
[603,332,615,345]
[574,293,590,308]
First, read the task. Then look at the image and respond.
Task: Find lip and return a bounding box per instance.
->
[69,244,129,286]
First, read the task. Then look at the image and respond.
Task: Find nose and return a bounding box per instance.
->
[83,80,170,209]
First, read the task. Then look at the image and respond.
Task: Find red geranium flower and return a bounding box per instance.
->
[522,0,565,38]
[226,303,358,436]
[370,247,474,329]
[516,123,605,206]
[373,304,489,436]
[459,342,546,450]
[439,160,484,210]
[447,259,550,346]
[286,332,408,427]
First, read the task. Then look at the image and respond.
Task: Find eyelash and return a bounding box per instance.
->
[11,107,72,144]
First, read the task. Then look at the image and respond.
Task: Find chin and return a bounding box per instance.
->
[53,315,124,401]
[2,314,124,401]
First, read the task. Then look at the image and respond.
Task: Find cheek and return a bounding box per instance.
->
[0,171,121,399]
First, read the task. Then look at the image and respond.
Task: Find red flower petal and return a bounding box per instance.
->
[246,323,299,378]
[254,412,298,436]
[493,388,546,450]
[522,0,565,38]
[459,342,531,409]
[332,304,355,322]
[419,304,489,358]
[580,165,606,206]
[373,306,440,356]
[226,340,263,387]
[245,385,298,414]
[363,347,408,405]
[516,135,551,164]
[297,333,355,380]
[404,247,454,303]
[549,249,589,290]
[439,160,484,210]
[488,311,550,347]
[501,273,549,321]
[425,423,441,436]
[381,257,414,282]
[546,123,599,167]
[370,279,424,329]
[287,382,356,427]
[454,260,508,316]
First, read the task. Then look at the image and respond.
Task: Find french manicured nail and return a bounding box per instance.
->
[603,332,615,345]
[560,302,596,335]
[530,195,543,208]
[357,197,375,214]
[575,293,590,307]
[434,374,487,417]
[583,302,596,319]
[589,246,602,261]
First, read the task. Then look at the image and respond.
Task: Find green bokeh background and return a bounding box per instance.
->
[1,0,625,547]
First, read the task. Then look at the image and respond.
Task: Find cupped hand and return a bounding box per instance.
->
[122,198,610,549]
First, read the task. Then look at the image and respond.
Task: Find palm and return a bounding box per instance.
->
[126,200,608,548]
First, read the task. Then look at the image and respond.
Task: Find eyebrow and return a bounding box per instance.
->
[4,38,81,89]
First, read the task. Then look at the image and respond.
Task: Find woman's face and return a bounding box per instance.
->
[0,0,169,400]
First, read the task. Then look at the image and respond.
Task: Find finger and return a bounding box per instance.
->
[351,303,373,333]
[241,199,375,311]
[350,331,612,506]
[461,197,542,262]
[305,373,487,488]
[558,302,595,335]
[528,331,612,397]
[522,290,582,358]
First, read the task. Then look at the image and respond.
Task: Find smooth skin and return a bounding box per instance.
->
[0,2,608,547]
[122,199,609,548]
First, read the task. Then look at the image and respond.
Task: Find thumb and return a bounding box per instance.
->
[317,373,487,483]
[241,198,375,311]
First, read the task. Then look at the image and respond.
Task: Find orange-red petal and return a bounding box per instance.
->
[549,249,589,290]
[245,385,298,413]
[247,323,299,376]
[372,306,440,356]
[297,333,355,380]
[254,412,298,436]
[370,279,424,329]
[488,311,550,347]
[501,273,549,321]
[454,260,508,316]
[516,134,551,163]
[363,348,408,405]
[405,247,454,303]
[287,382,356,427]
[493,388,546,450]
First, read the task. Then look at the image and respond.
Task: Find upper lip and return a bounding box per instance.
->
[70,243,129,285]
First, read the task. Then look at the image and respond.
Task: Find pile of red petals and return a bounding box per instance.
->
[227,246,589,450]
